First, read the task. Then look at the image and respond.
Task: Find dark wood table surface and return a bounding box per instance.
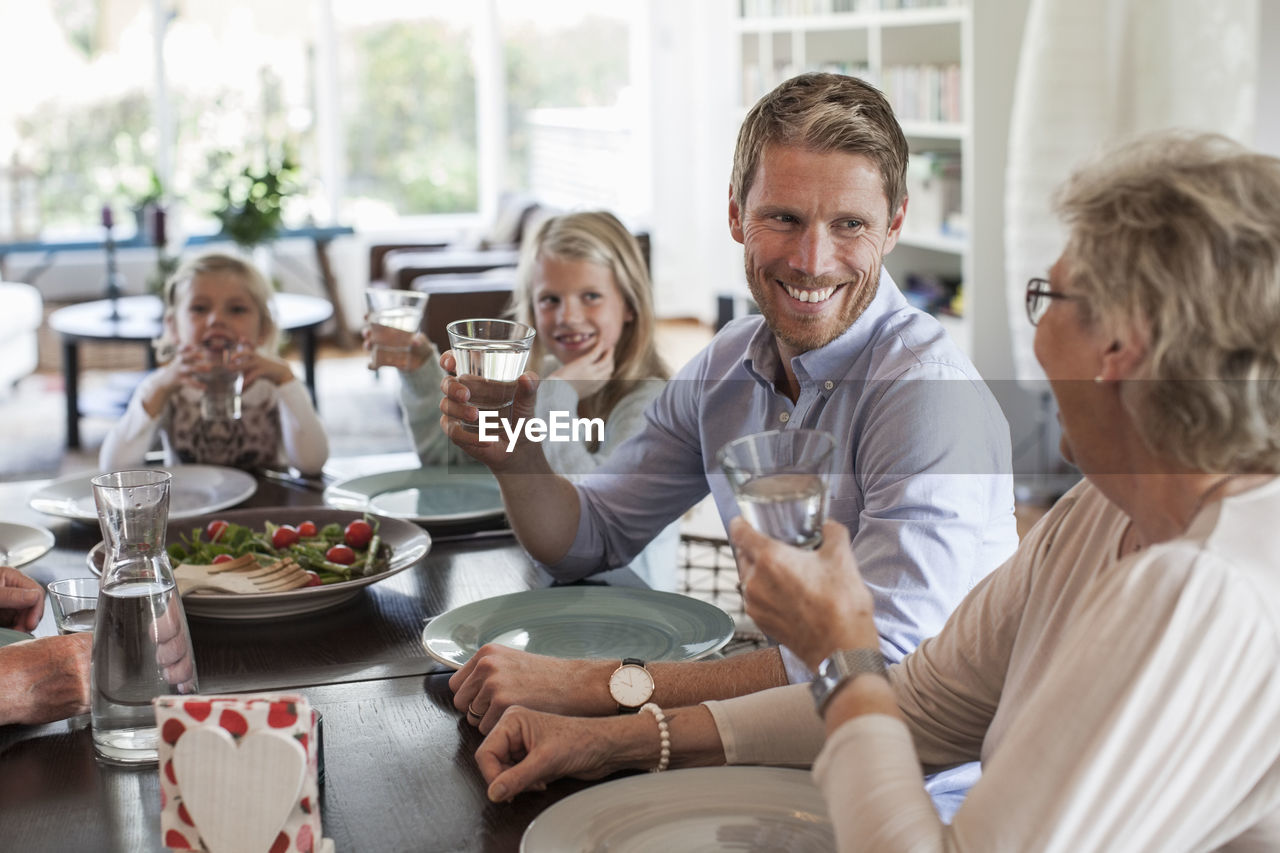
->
[0,471,640,852]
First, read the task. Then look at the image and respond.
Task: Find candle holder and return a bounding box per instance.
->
[102,204,122,321]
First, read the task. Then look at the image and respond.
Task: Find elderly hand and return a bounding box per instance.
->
[0,633,93,726]
[475,706,650,802]
[729,517,877,671]
[449,645,616,733]
[438,349,541,470]
[0,567,45,633]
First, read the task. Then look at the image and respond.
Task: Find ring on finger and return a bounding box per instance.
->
[466,701,485,720]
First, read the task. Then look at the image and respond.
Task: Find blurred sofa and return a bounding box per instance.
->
[368,194,551,290]
[0,281,42,394]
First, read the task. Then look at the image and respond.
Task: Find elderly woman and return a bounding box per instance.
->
[471,131,1280,849]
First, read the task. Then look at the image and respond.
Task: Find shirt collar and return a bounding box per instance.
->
[741,268,904,388]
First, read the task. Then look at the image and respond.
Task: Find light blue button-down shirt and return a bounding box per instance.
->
[551,272,1017,818]
[554,274,1017,661]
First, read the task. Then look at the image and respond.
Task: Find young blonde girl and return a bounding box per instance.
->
[100,252,329,475]
[367,211,678,588]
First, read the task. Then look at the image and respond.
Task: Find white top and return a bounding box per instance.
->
[707,477,1280,851]
[99,372,329,475]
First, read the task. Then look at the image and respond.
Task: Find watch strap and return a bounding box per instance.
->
[810,648,887,716]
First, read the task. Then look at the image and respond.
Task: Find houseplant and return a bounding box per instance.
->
[211,148,299,250]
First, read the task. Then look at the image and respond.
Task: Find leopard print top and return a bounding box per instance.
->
[162,380,283,471]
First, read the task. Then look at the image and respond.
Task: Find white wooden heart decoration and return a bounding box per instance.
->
[171,727,307,853]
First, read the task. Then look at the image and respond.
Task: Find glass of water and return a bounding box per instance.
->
[718,429,838,549]
[366,288,429,369]
[46,577,99,634]
[446,318,536,432]
[197,340,244,421]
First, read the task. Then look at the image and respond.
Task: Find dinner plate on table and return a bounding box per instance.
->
[323,465,504,527]
[29,465,257,523]
[422,586,735,669]
[87,507,430,620]
[0,521,56,568]
[520,767,833,852]
[0,627,35,648]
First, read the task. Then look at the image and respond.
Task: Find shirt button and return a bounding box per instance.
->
[779,412,790,423]
[824,380,835,391]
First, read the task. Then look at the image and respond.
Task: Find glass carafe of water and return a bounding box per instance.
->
[90,469,199,765]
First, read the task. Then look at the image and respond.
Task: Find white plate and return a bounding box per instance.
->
[28,465,258,522]
[422,587,735,669]
[88,507,430,620]
[521,767,834,852]
[0,522,56,568]
[323,466,504,526]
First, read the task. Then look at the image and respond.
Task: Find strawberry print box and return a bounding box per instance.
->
[154,693,321,853]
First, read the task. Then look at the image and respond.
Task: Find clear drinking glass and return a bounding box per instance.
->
[90,469,198,765]
[366,288,429,369]
[46,577,99,634]
[446,318,536,432]
[718,429,838,549]
[197,340,244,420]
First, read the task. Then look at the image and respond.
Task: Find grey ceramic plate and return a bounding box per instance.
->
[422,586,735,669]
[0,522,56,568]
[521,767,833,852]
[323,466,504,525]
[0,627,34,648]
[29,465,257,522]
[88,507,430,621]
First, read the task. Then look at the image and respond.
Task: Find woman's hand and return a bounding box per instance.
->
[729,517,877,671]
[0,567,44,632]
[547,339,615,399]
[438,349,542,472]
[475,706,650,802]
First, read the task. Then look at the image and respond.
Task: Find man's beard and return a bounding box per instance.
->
[745,260,879,354]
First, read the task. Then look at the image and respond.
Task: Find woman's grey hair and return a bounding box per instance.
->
[1056,131,1280,473]
[731,72,909,217]
[156,252,279,361]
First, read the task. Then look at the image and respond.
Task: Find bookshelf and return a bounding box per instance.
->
[732,0,974,356]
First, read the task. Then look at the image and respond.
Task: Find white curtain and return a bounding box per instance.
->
[1004,0,1259,383]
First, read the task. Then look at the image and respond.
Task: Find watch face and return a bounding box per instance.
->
[609,664,654,707]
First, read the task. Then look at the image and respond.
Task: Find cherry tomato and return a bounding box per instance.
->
[304,571,323,587]
[271,525,301,549]
[297,521,318,538]
[326,544,356,565]
[212,554,235,564]
[344,520,374,549]
[206,520,229,542]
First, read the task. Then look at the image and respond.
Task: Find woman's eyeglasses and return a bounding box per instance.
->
[1025,277,1077,326]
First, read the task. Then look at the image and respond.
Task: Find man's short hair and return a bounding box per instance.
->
[730,72,909,217]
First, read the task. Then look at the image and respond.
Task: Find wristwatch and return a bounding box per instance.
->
[608,658,654,713]
[810,648,887,715]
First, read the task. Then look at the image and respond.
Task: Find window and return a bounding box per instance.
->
[0,0,641,241]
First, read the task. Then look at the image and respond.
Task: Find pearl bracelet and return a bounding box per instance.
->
[641,702,670,773]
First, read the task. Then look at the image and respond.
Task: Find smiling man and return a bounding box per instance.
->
[440,72,1017,818]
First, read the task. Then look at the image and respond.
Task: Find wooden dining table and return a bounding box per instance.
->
[0,469,645,852]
